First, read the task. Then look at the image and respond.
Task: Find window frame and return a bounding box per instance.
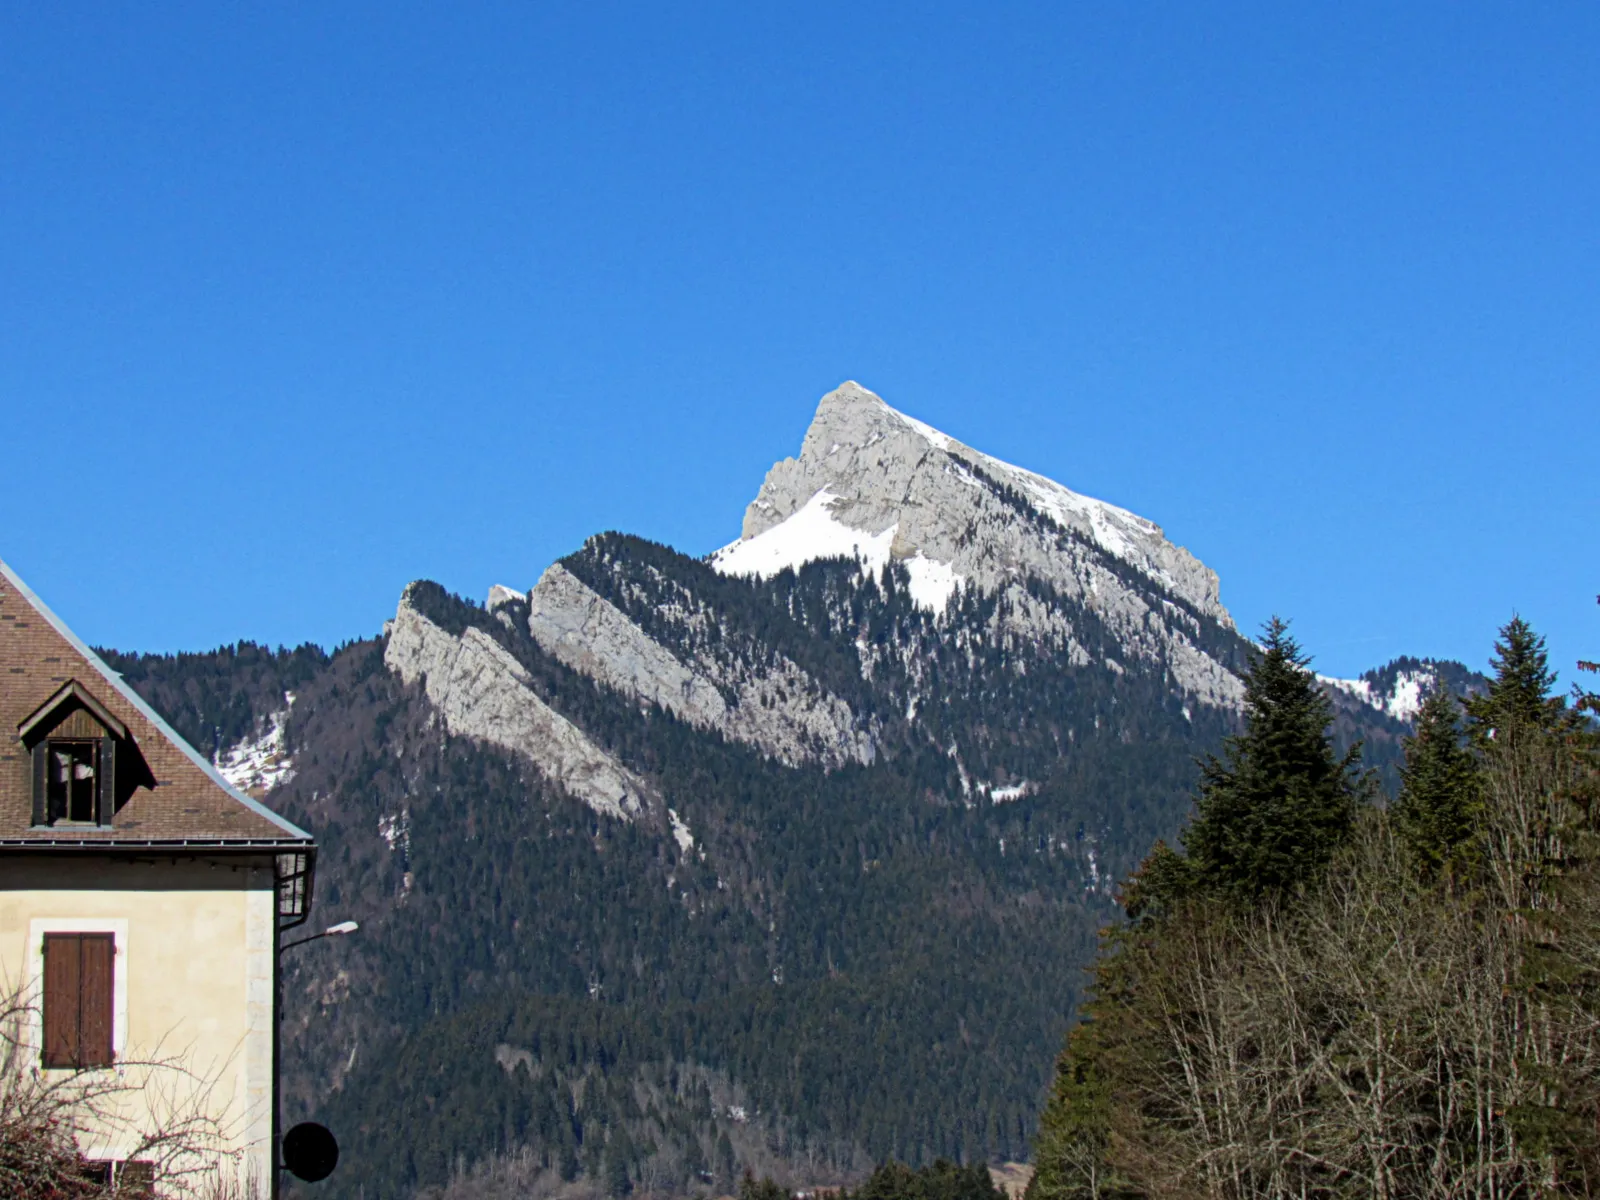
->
[45,737,102,825]
[26,919,128,1071]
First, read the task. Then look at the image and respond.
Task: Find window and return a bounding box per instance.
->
[81,1160,154,1196]
[42,933,115,1068]
[19,681,132,828]
[47,739,100,824]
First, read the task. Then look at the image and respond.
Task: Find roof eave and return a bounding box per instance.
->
[0,836,316,852]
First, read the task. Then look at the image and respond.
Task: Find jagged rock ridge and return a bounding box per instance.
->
[390,382,1254,800]
[386,586,655,820]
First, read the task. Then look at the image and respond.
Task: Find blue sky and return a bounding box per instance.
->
[1,3,1595,683]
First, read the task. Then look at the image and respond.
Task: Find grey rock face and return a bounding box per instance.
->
[722,381,1244,708]
[527,563,874,769]
[528,564,730,728]
[385,592,655,821]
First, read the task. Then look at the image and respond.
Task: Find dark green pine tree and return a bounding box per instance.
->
[1392,687,1482,878]
[1463,615,1572,749]
[1180,617,1364,903]
[1027,1029,1120,1200]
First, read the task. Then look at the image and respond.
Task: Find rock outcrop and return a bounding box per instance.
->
[385,589,655,820]
[526,563,875,769]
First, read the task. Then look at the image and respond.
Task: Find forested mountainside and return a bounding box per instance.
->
[96,385,1484,1200]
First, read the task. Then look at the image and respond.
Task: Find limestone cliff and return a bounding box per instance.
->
[385,588,655,821]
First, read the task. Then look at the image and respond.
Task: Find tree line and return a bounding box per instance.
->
[1029,612,1600,1199]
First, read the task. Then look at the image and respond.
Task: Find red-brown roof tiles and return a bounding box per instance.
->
[0,559,310,846]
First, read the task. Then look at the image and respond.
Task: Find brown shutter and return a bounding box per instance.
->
[42,934,81,1068]
[31,743,48,826]
[41,934,115,1068]
[97,736,116,826]
[79,934,115,1067]
[116,1160,156,1196]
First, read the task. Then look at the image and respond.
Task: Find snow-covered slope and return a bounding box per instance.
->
[1320,657,1488,725]
[1320,671,1433,724]
[215,701,296,795]
[712,488,962,613]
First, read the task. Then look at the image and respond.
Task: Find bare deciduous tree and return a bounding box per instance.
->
[0,980,261,1199]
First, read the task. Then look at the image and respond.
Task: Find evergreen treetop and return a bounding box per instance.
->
[1464,615,1571,747]
[1178,617,1364,904]
[1392,687,1482,878]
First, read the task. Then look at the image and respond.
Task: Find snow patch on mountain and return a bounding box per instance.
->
[668,808,695,854]
[712,488,897,580]
[903,555,963,613]
[711,487,965,615]
[985,780,1033,803]
[215,700,296,796]
[1320,666,1435,724]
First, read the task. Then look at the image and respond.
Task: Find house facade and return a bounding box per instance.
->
[0,558,316,1196]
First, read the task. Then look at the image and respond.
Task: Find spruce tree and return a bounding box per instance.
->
[1180,617,1363,902]
[1463,616,1568,749]
[1392,687,1482,877]
[1027,1030,1118,1200]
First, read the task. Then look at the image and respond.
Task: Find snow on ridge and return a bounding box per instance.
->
[867,384,1161,569]
[1319,667,1435,724]
[1320,674,1375,705]
[893,407,958,453]
[487,584,524,611]
[712,488,964,614]
[713,488,896,579]
[216,699,295,796]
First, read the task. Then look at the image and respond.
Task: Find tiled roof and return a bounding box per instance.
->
[0,558,311,847]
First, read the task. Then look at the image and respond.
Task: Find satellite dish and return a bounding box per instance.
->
[283,1122,339,1182]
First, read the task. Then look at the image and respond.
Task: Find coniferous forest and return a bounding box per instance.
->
[92,543,1591,1200]
[1029,613,1600,1199]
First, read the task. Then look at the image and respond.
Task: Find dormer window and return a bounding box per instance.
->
[48,740,102,824]
[19,681,132,829]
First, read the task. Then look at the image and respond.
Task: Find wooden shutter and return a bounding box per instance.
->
[42,933,81,1068]
[31,743,48,826]
[97,736,116,826]
[116,1160,155,1196]
[41,933,115,1068]
[79,934,114,1066]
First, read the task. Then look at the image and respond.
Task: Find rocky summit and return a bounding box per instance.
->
[100,382,1482,1200]
[382,382,1258,825]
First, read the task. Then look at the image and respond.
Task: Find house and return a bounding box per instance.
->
[0,558,316,1196]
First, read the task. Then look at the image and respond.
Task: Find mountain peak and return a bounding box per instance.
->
[718,382,1229,612]
[811,380,961,455]
[711,381,1242,704]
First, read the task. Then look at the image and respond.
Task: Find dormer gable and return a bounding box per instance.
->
[18,680,156,828]
[20,679,130,746]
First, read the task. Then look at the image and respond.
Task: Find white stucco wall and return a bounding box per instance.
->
[0,855,277,1195]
